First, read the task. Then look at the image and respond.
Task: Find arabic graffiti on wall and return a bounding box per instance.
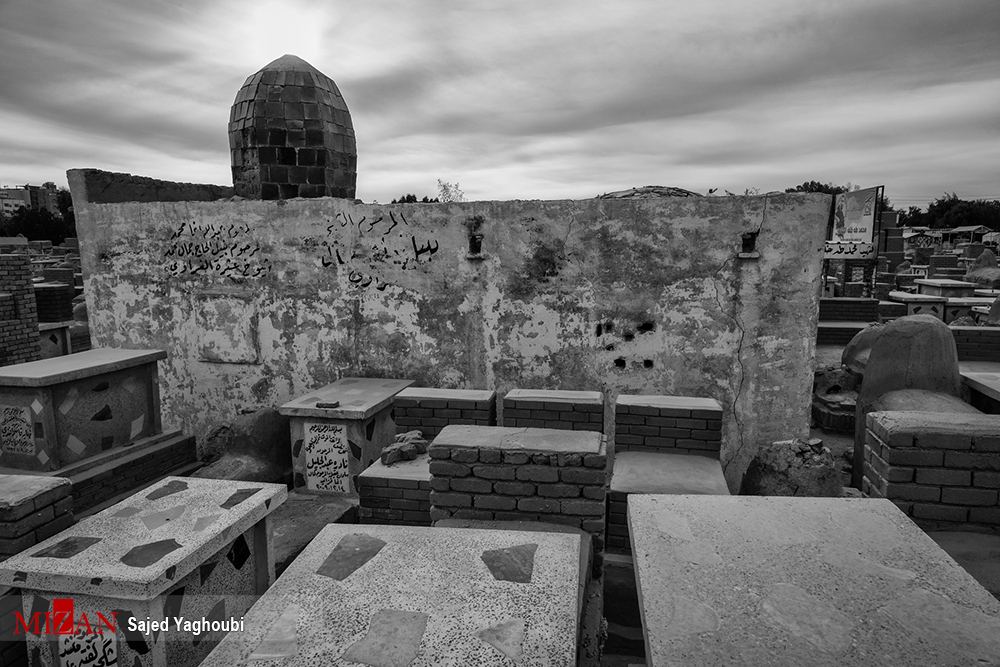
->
[164,221,272,279]
[319,210,440,291]
[58,624,117,667]
[824,242,874,260]
[303,421,350,492]
[0,405,34,456]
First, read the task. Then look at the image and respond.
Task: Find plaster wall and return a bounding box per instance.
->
[69,169,829,488]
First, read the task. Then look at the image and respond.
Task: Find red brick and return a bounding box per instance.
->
[429,492,472,508]
[472,465,516,480]
[914,468,970,486]
[911,504,969,522]
[560,468,606,485]
[582,486,606,500]
[560,499,605,516]
[537,484,581,498]
[885,448,943,467]
[884,484,940,502]
[450,448,478,463]
[451,509,494,521]
[912,432,974,450]
[517,497,560,513]
[429,461,471,477]
[493,481,535,496]
[968,507,1000,525]
[973,471,1000,488]
[516,466,559,483]
[449,477,492,494]
[944,452,1000,470]
[474,495,516,511]
[940,487,998,506]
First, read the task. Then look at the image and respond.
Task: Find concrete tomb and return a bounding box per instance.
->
[629,495,1000,666]
[0,476,286,667]
[278,377,412,494]
[201,524,581,666]
[0,348,165,472]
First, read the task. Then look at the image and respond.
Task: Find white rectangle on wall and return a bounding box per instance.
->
[303,421,350,493]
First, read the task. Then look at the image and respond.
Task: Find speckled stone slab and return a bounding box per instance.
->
[278,377,413,420]
[0,476,286,599]
[629,495,1000,666]
[396,387,495,401]
[433,425,602,454]
[201,524,581,666]
[0,348,166,388]
[615,394,722,411]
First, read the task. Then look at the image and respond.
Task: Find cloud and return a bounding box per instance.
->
[0,0,997,205]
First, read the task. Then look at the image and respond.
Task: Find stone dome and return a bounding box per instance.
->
[229,54,357,200]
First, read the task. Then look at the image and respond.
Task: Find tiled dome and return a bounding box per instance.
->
[229,54,357,200]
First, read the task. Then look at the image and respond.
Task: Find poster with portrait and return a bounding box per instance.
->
[830,186,879,244]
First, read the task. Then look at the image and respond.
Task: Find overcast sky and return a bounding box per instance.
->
[1,0,997,209]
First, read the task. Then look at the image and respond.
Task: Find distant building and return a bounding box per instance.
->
[0,183,60,217]
[0,188,30,216]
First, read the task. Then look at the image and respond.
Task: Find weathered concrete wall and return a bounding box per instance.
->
[69,169,829,489]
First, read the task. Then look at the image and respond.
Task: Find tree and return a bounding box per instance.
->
[0,206,76,244]
[784,181,859,195]
[437,179,465,203]
[56,188,75,227]
[390,193,439,204]
[897,193,1000,231]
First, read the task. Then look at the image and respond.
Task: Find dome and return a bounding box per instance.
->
[229,55,357,200]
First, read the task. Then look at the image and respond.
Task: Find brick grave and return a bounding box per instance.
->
[393,387,497,438]
[609,394,728,553]
[358,453,432,526]
[502,389,603,432]
[863,411,1000,531]
[428,425,608,572]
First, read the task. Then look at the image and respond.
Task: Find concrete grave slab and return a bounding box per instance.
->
[278,377,413,420]
[611,451,730,496]
[629,495,1000,666]
[201,524,581,666]
[505,389,603,405]
[615,395,722,411]
[433,424,603,455]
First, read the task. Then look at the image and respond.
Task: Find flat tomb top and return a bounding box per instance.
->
[432,425,604,454]
[505,389,602,404]
[611,452,729,495]
[615,394,722,411]
[278,377,414,420]
[945,297,997,305]
[0,477,286,599]
[359,453,431,482]
[914,278,978,287]
[974,289,1000,297]
[962,371,1000,402]
[397,387,495,401]
[628,495,1000,666]
[887,291,947,303]
[0,348,166,388]
[200,524,581,666]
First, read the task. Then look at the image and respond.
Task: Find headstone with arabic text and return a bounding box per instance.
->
[303,422,350,493]
[0,405,34,456]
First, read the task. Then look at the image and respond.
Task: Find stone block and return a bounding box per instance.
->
[448,477,493,494]
[537,484,581,498]
[429,492,473,508]
[516,466,560,482]
[493,481,535,496]
[940,488,998,506]
[915,469,971,487]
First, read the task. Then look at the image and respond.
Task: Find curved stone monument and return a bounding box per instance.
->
[229,54,356,200]
[851,314,976,488]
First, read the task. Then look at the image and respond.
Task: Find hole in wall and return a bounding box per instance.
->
[34,422,44,439]
[605,344,615,351]
[48,334,59,345]
[92,381,109,392]
[605,320,615,333]
[637,321,656,333]
[101,436,115,450]
[595,323,603,337]
[826,385,842,394]
[643,360,654,368]
[365,419,376,441]
[91,405,113,421]
[613,358,626,369]
[742,231,759,254]
[623,332,634,342]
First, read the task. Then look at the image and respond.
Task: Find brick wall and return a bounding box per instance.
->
[0,477,74,562]
[32,283,74,323]
[878,301,907,321]
[73,169,234,204]
[393,388,496,438]
[929,254,958,270]
[951,326,1000,362]
[818,298,880,322]
[0,255,40,367]
[502,390,603,432]
[614,395,722,455]
[428,426,608,572]
[864,411,1000,532]
[71,435,196,513]
[358,456,431,526]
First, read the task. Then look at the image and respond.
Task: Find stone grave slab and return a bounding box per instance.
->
[915,278,978,298]
[886,291,946,320]
[278,377,413,494]
[201,524,581,666]
[433,424,603,455]
[0,476,286,667]
[629,495,1000,666]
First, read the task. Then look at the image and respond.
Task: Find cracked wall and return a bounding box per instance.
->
[70,169,829,489]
